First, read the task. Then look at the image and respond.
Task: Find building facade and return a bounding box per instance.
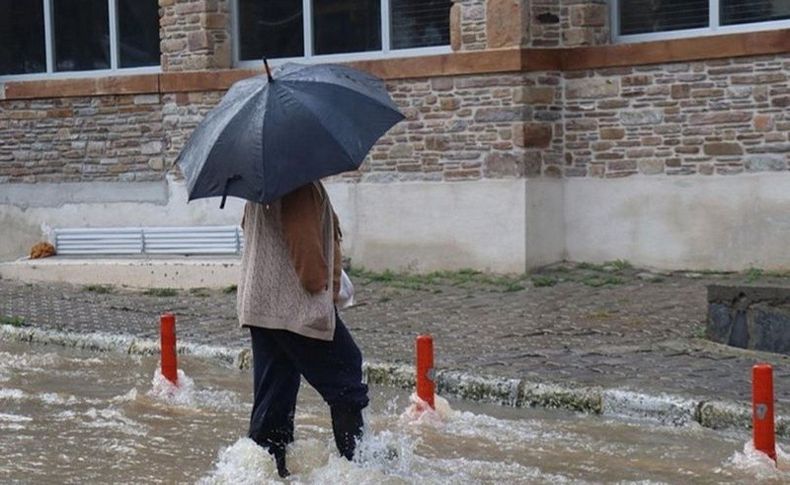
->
[1,0,789,272]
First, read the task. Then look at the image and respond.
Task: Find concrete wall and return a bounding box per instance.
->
[0,177,542,274]
[0,176,244,261]
[3,173,790,273]
[327,179,534,273]
[565,173,790,271]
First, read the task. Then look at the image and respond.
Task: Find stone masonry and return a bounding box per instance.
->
[0,95,165,183]
[453,0,609,49]
[563,55,790,177]
[707,284,790,354]
[0,1,787,183]
[159,0,232,71]
[529,0,609,47]
[355,71,563,182]
[451,0,489,51]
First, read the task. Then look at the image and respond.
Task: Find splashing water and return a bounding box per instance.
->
[148,367,198,407]
[146,364,243,412]
[721,440,790,481]
[400,392,453,424]
[4,341,790,484]
[200,433,419,484]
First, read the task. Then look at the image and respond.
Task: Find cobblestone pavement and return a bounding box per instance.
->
[3,263,790,410]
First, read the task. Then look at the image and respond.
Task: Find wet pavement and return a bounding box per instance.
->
[2,263,790,410]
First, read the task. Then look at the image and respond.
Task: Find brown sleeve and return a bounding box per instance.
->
[281,185,329,294]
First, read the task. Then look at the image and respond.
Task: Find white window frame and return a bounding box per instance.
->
[232,0,453,68]
[612,0,790,43]
[0,0,161,81]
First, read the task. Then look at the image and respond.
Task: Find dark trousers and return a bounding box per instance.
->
[248,311,369,456]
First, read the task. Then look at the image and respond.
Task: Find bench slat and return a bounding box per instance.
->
[54,226,242,256]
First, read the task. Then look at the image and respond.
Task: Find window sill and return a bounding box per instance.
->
[0,66,161,83]
[1,29,787,101]
[235,45,454,68]
[615,18,790,44]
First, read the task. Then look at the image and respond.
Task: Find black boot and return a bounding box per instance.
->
[330,406,364,460]
[270,445,290,478]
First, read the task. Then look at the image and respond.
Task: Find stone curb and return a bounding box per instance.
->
[2,324,786,437]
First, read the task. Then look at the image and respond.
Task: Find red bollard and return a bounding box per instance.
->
[416,335,435,409]
[160,313,178,385]
[752,363,776,462]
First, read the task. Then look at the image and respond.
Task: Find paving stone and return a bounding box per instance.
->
[3,270,790,410]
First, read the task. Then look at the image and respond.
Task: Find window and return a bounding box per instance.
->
[236,0,452,63]
[0,1,46,75]
[54,0,111,71]
[118,0,161,68]
[721,0,790,25]
[615,0,790,41]
[313,0,381,55]
[391,0,451,49]
[239,0,304,60]
[0,0,160,78]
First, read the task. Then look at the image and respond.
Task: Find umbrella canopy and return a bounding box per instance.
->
[176,62,404,207]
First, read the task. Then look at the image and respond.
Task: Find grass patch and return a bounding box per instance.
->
[223,285,238,294]
[576,262,604,271]
[546,265,570,273]
[607,259,633,271]
[189,287,210,297]
[691,325,707,339]
[0,315,28,327]
[587,310,614,320]
[582,275,624,288]
[531,275,558,288]
[143,288,178,297]
[745,267,764,283]
[765,270,790,279]
[347,267,527,292]
[83,284,113,294]
[693,269,734,276]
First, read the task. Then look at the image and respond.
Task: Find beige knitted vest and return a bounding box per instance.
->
[236,190,336,341]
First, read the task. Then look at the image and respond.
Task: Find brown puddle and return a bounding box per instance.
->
[1,341,789,484]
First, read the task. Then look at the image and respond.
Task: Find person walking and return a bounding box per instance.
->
[237,180,368,478]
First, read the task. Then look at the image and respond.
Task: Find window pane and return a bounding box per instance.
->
[54,0,110,71]
[619,0,708,35]
[391,0,451,49]
[721,0,790,25]
[239,0,304,60]
[0,0,46,75]
[119,0,160,67]
[313,0,380,55]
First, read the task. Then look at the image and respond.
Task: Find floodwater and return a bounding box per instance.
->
[1,342,789,484]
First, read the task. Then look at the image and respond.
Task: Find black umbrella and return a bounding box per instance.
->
[176,61,404,208]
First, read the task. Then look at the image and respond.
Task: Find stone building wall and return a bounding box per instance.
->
[2,52,787,184]
[359,72,562,182]
[562,54,790,177]
[529,0,609,47]
[451,0,489,51]
[0,95,165,183]
[0,72,560,184]
[161,92,225,164]
[159,0,232,71]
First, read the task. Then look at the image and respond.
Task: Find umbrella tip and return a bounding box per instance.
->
[262,58,273,82]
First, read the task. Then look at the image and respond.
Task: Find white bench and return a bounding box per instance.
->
[53,226,244,256]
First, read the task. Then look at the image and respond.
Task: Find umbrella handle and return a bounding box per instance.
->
[219,175,240,209]
[263,58,273,82]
